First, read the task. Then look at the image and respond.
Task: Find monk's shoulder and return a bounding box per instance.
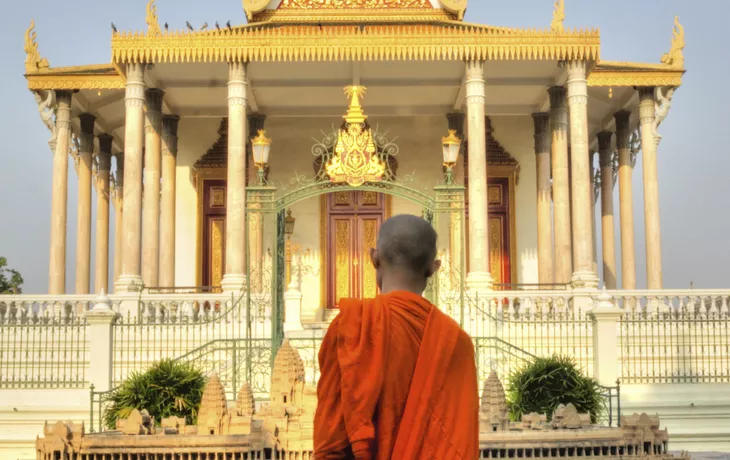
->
[433,309,475,357]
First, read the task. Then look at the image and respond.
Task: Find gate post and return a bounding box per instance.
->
[84,290,119,392]
[588,289,624,387]
[284,281,303,333]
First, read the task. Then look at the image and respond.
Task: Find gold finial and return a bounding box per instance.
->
[24,20,49,74]
[146,0,162,36]
[661,16,685,69]
[343,86,368,124]
[441,129,461,147]
[550,0,565,33]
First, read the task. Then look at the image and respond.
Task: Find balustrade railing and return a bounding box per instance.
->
[0,295,95,389]
[609,290,730,384]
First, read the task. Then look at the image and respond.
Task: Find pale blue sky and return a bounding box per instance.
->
[1,0,728,293]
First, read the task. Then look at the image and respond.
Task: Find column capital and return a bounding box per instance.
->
[597,131,613,168]
[97,134,114,171]
[228,62,248,107]
[162,114,180,137]
[464,61,486,106]
[638,87,656,125]
[532,112,550,154]
[145,88,164,112]
[446,113,465,137]
[566,61,588,103]
[548,86,568,130]
[613,110,631,149]
[79,113,96,155]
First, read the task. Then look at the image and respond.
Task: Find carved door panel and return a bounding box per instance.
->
[464,177,513,286]
[202,180,227,288]
[326,191,385,308]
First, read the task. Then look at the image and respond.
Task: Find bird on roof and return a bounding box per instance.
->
[186,21,194,31]
[111,22,117,33]
[201,22,208,31]
[215,21,221,30]
[226,20,232,30]
[164,22,169,32]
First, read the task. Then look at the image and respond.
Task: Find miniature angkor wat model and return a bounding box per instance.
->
[36,342,688,460]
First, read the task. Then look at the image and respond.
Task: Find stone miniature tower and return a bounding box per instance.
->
[197,373,229,435]
[229,382,256,435]
[480,371,511,432]
[270,339,306,414]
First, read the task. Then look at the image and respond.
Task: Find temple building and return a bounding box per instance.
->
[24,0,684,311]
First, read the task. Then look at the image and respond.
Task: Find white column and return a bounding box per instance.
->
[464,60,493,290]
[49,91,72,294]
[614,111,636,289]
[589,290,624,387]
[532,112,554,284]
[113,153,124,287]
[597,132,617,289]
[549,86,572,285]
[159,115,179,288]
[221,62,248,292]
[566,61,598,288]
[94,135,113,294]
[75,114,95,294]
[116,63,146,292]
[142,89,164,288]
[638,87,663,289]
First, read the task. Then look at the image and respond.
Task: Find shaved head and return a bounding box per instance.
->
[375,214,438,278]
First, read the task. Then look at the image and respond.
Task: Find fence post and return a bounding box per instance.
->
[284,281,303,333]
[83,290,119,392]
[589,289,624,387]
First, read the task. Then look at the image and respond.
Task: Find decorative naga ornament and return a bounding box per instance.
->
[550,0,565,33]
[278,0,431,8]
[146,0,162,36]
[24,21,49,74]
[440,0,468,20]
[325,86,385,187]
[660,16,685,68]
[243,0,270,19]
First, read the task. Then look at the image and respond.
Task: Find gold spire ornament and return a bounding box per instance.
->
[243,0,270,20]
[661,16,685,69]
[325,86,386,187]
[550,0,565,33]
[439,0,468,20]
[146,0,162,36]
[278,0,430,8]
[24,21,50,74]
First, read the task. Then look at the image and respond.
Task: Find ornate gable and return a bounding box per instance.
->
[194,119,228,170]
[244,0,465,22]
[277,0,433,9]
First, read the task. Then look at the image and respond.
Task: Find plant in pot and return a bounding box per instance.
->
[103,359,207,430]
[506,355,605,423]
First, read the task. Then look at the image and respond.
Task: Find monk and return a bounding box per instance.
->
[314,214,479,460]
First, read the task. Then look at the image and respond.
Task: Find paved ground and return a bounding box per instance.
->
[685,453,730,460]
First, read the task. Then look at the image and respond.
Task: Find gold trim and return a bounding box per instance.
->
[253,7,455,22]
[26,74,125,90]
[195,168,228,287]
[587,69,684,87]
[112,24,600,64]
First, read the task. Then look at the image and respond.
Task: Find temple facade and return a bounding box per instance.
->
[25,0,684,305]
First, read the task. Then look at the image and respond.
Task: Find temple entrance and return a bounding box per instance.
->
[201,179,227,288]
[324,191,387,308]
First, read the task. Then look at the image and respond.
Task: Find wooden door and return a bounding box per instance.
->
[202,180,227,288]
[464,177,513,286]
[325,191,385,308]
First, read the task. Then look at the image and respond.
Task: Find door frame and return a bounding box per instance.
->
[319,193,392,309]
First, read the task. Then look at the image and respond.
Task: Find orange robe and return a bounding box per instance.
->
[314,291,479,460]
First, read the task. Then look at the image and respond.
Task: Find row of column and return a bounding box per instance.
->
[532,83,663,290]
[46,82,180,294]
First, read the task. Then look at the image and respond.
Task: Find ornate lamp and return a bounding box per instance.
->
[284,209,296,286]
[441,129,462,185]
[251,129,272,185]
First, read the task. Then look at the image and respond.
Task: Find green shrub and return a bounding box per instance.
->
[103,359,206,430]
[506,355,605,423]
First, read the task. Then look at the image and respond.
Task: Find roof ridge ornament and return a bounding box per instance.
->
[550,0,565,33]
[243,0,270,20]
[24,20,50,74]
[660,16,684,69]
[146,0,162,36]
[440,0,467,20]
[276,0,431,9]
